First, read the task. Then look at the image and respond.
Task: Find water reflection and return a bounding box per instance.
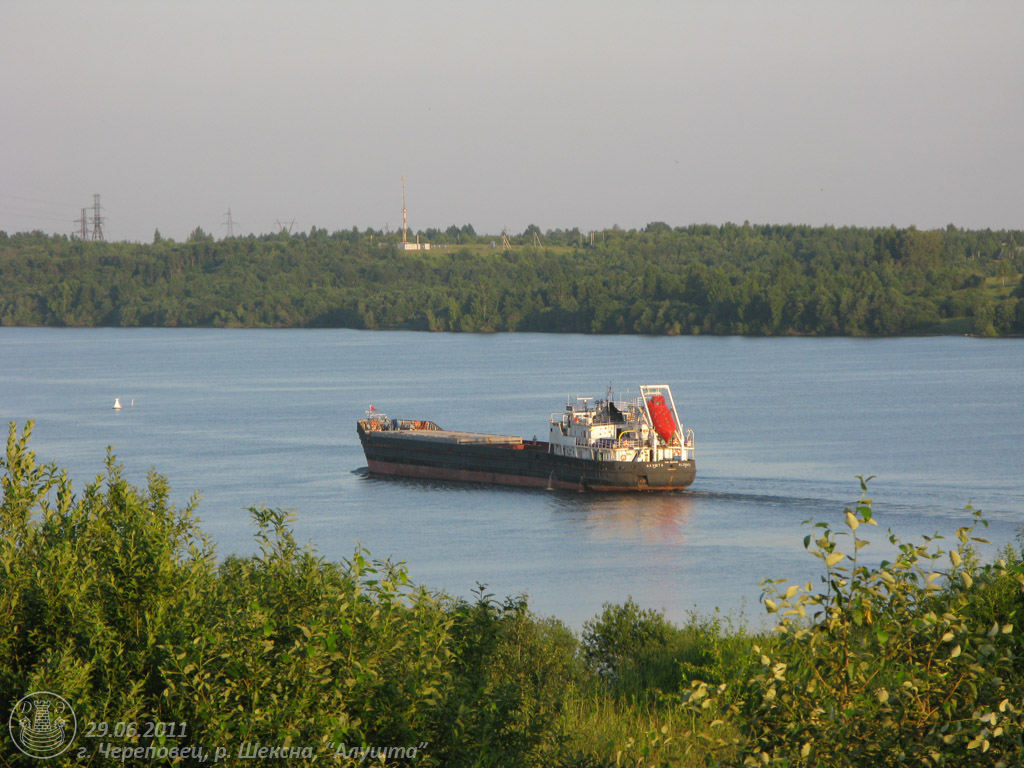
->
[547,491,695,546]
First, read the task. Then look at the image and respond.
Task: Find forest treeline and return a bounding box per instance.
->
[2,222,1023,335]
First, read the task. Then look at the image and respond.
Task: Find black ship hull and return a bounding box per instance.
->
[357,423,696,492]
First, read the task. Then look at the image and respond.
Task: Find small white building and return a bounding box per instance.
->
[398,239,430,251]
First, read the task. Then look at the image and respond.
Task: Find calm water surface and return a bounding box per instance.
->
[2,329,1022,628]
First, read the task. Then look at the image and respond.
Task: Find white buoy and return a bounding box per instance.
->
[113,397,122,410]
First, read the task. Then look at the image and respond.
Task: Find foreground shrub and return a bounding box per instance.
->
[681,477,1024,767]
[0,422,215,755]
[582,599,742,697]
[6,422,1023,768]
[0,423,575,766]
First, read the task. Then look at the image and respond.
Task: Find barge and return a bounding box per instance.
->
[357,384,695,491]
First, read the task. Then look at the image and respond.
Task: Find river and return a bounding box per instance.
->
[2,329,1021,628]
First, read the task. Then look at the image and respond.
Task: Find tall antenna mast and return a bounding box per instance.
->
[401,176,408,245]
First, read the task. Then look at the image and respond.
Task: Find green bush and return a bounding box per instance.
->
[0,422,579,766]
[681,477,1024,767]
[0,421,215,758]
[582,598,675,681]
[439,588,584,765]
[581,598,753,702]
[6,423,1024,768]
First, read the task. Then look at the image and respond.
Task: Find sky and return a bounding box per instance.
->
[2,0,1022,243]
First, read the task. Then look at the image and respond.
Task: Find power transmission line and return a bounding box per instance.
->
[90,193,105,241]
[75,208,89,240]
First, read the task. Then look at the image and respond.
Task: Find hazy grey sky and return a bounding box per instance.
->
[2,1,1021,242]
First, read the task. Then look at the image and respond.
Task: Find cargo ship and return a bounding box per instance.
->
[356,384,695,491]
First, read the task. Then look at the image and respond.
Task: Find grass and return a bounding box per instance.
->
[982,272,1022,297]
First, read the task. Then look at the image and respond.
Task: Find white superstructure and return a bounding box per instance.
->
[547,384,695,463]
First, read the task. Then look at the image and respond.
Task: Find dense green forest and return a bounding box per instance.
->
[1,223,1023,335]
[3,423,1024,766]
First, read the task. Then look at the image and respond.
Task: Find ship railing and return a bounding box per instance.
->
[590,442,630,462]
[661,429,691,448]
[394,419,441,431]
[615,430,639,449]
[659,430,695,460]
[361,414,392,431]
